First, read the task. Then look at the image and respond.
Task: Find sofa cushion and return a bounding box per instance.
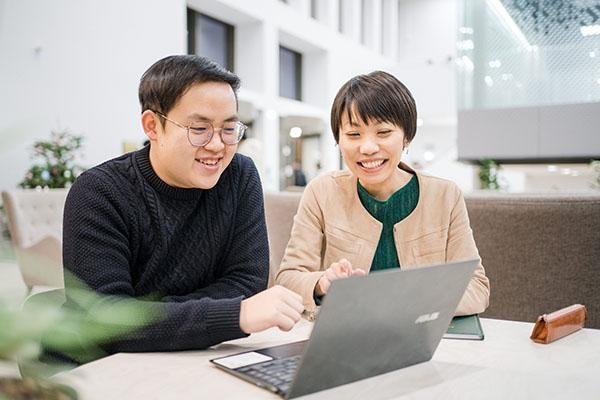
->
[264,191,302,287]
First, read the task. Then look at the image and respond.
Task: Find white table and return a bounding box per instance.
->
[57,318,600,399]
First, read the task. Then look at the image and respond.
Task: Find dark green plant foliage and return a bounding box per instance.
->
[591,160,600,190]
[478,159,500,190]
[19,131,85,189]
[0,205,9,240]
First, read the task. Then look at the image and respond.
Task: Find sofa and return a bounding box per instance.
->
[264,191,600,329]
[466,193,600,329]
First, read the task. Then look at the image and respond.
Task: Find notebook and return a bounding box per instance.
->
[211,258,478,398]
[444,314,485,340]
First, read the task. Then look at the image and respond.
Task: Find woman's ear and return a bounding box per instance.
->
[403,140,410,154]
[141,110,160,141]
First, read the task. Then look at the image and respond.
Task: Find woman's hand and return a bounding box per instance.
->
[315,258,366,296]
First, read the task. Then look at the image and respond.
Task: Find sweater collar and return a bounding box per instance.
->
[134,145,204,200]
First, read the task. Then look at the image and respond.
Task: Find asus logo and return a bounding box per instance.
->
[414,312,440,324]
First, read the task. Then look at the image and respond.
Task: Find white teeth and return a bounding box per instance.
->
[361,160,384,169]
[198,159,219,166]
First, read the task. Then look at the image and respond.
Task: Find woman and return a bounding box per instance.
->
[275,71,490,316]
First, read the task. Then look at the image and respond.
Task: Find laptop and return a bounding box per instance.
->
[211,258,478,398]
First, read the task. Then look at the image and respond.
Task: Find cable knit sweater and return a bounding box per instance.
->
[62,146,268,357]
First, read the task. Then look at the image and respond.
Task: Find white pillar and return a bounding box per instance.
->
[257,108,280,191]
[260,22,281,191]
[235,22,264,93]
[340,0,362,42]
[363,0,382,51]
[303,51,328,108]
[320,120,340,173]
[319,0,340,31]
[287,0,310,17]
[382,0,398,58]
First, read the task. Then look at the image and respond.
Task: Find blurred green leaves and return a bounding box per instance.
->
[0,273,160,368]
[478,159,501,190]
[591,160,600,190]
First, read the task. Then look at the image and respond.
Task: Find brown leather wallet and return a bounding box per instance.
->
[530,304,587,344]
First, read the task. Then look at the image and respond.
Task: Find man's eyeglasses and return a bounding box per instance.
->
[154,111,247,147]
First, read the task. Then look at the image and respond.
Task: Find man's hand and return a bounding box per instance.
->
[315,258,366,296]
[239,285,304,334]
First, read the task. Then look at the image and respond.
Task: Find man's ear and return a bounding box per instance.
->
[141,110,160,141]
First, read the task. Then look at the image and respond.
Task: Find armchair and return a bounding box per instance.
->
[1,189,68,292]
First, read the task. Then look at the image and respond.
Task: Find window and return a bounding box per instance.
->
[279,46,302,101]
[459,0,600,110]
[457,0,600,162]
[187,9,234,71]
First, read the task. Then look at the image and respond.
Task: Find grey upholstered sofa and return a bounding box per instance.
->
[466,193,600,329]
[264,191,600,329]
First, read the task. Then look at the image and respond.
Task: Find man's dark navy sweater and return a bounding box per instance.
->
[62,146,268,355]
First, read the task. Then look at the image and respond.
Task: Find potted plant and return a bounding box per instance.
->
[591,160,600,190]
[20,131,85,190]
[0,276,157,399]
[0,204,9,240]
[478,159,502,190]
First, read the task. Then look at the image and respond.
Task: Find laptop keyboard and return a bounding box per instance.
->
[237,355,301,393]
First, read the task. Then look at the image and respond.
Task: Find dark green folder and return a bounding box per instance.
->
[444,314,484,340]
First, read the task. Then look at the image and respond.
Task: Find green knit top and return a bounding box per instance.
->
[357,174,419,271]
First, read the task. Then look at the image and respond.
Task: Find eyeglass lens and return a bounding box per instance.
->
[188,122,244,146]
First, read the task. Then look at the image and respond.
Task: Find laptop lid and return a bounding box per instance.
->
[286,258,477,398]
[213,258,478,398]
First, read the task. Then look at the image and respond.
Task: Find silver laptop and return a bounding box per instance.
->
[211,258,478,398]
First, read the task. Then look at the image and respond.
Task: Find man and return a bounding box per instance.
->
[292,160,307,187]
[62,55,303,359]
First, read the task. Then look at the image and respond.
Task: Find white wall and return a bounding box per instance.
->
[396,0,458,120]
[0,0,186,190]
[391,0,478,190]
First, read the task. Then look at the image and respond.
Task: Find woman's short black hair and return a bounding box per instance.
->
[330,71,417,144]
[138,55,240,117]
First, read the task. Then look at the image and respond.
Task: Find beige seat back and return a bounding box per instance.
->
[264,191,302,287]
[2,189,69,290]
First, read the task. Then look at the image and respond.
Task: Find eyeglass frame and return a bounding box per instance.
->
[152,110,247,147]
